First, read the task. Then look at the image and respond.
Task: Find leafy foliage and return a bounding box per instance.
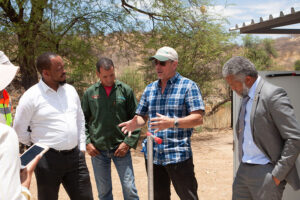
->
[0,0,234,97]
[133,1,235,96]
[118,67,146,100]
[242,35,278,70]
[0,0,148,88]
[294,60,300,71]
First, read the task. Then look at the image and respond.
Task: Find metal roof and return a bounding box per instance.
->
[230,7,300,34]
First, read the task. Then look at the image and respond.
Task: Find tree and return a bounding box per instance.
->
[135,1,234,96]
[294,60,300,71]
[242,35,278,70]
[0,0,233,93]
[0,0,151,89]
[0,0,47,88]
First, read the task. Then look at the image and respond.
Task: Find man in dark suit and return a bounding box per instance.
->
[222,56,300,200]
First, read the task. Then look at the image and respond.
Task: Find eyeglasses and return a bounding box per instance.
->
[152,60,172,66]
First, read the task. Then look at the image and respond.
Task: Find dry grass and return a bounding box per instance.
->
[202,103,231,130]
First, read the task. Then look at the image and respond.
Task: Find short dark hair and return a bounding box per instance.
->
[96,57,114,72]
[36,52,58,74]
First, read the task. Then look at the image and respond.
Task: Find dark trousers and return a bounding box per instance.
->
[34,147,93,200]
[145,157,198,200]
[233,162,286,200]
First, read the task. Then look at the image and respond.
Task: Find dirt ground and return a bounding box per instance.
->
[29,129,233,200]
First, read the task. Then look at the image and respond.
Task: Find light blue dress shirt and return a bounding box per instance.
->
[242,76,270,164]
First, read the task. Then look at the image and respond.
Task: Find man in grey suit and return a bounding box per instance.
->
[223,56,300,200]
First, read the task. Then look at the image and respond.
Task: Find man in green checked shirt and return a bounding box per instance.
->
[82,57,140,200]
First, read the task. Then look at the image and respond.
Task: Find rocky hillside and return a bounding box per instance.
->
[273,35,300,70]
[6,34,300,111]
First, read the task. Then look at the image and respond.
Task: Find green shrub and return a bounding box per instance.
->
[118,68,146,100]
[294,60,300,71]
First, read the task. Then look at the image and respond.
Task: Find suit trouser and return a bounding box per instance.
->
[233,162,286,200]
[34,147,93,200]
[145,157,198,200]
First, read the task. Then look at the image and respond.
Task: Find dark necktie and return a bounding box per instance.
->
[238,95,250,161]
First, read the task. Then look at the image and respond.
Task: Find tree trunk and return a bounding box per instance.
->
[17,34,38,90]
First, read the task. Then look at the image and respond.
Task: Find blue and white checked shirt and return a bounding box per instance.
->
[136,72,205,165]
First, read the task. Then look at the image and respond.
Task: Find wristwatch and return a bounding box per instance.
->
[174,117,179,128]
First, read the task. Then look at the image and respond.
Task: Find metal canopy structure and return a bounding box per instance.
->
[230,7,300,34]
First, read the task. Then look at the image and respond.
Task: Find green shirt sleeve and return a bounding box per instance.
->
[82,90,92,144]
[123,87,140,149]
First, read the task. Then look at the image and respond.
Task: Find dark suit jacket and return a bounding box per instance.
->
[236,78,300,190]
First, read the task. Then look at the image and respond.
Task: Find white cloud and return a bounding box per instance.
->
[208,5,257,26]
[209,5,242,16]
[228,1,300,20]
[213,1,300,28]
[245,2,287,15]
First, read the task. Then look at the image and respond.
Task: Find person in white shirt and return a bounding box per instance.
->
[0,63,41,200]
[13,52,93,200]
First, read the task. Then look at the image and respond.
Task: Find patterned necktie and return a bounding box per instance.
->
[238,95,250,161]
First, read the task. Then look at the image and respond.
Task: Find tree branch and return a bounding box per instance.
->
[121,0,162,20]
[206,97,231,116]
[28,0,47,37]
[16,0,25,22]
[0,0,20,23]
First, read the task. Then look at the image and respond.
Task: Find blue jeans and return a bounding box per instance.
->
[91,149,139,200]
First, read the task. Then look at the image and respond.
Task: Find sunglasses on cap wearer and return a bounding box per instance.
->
[152,59,173,67]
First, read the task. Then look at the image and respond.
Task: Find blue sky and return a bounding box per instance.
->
[214,0,300,41]
[132,0,299,43]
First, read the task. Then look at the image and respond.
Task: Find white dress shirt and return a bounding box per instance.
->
[13,79,86,151]
[0,123,30,200]
[242,76,270,164]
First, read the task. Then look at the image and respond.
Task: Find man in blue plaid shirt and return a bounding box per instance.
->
[119,46,205,200]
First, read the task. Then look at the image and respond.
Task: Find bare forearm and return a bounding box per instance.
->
[150,110,204,132]
[119,114,148,134]
[21,177,31,189]
[135,115,148,128]
[176,111,203,128]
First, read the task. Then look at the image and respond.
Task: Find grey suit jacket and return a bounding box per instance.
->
[236,78,300,190]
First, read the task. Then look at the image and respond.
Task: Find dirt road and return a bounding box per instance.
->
[29,129,233,200]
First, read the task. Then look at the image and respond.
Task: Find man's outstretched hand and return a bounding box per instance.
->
[150,113,174,133]
[118,115,140,137]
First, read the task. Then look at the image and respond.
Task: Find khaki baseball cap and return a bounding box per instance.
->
[149,46,178,61]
